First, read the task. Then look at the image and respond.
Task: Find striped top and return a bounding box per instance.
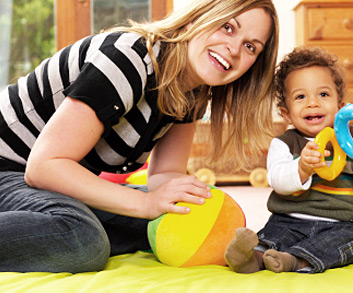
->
[0,31,194,174]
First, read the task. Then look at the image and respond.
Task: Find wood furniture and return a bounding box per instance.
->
[188,120,288,187]
[294,0,353,103]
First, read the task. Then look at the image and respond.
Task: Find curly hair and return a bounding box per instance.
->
[275,46,346,112]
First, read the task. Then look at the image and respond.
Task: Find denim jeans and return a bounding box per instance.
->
[257,214,353,273]
[0,171,150,273]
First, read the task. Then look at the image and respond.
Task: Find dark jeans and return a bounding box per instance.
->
[0,171,150,273]
[257,214,353,273]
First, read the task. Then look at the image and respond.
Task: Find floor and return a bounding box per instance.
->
[217,184,272,233]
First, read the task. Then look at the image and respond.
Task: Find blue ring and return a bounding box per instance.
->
[334,103,353,158]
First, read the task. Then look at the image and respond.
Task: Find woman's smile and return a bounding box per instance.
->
[209,50,232,71]
[186,7,272,89]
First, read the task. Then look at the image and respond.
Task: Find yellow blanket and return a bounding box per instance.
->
[0,251,351,292]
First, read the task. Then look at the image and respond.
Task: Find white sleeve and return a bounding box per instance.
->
[267,138,312,195]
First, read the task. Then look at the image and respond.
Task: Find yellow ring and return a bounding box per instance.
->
[314,127,346,181]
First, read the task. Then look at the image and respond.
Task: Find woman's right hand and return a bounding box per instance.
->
[144,175,212,219]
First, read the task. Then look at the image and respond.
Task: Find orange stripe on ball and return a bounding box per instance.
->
[155,188,224,267]
[181,193,245,267]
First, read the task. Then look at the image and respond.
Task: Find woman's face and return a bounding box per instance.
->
[186,8,272,89]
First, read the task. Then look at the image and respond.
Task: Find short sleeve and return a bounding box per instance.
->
[63,32,150,136]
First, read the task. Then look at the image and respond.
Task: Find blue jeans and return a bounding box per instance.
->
[257,214,353,273]
[0,171,150,273]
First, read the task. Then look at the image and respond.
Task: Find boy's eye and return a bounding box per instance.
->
[295,94,305,100]
[320,92,329,97]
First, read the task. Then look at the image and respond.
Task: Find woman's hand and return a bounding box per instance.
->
[25,98,211,220]
[144,175,212,219]
[299,140,329,184]
[142,121,213,219]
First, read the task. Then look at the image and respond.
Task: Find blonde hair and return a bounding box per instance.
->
[108,0,279,171]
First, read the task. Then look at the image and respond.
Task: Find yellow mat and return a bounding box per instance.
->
[0,251,351,292]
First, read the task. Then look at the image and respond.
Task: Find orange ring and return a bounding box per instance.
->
[314,127,346,181]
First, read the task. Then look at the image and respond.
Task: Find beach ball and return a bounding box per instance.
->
[147,185,246,267]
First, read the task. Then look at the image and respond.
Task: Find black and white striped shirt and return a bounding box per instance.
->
[0,31,192,174]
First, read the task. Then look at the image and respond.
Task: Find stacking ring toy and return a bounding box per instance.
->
[334,103,353,158]
[314,127,346,181]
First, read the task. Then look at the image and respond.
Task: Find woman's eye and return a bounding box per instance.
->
[245,43,256,54]
[223,24,233,34]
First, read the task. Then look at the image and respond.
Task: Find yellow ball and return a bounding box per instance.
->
[147,185,246,267]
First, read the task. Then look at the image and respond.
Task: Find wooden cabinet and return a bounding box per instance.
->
[294,0,353,102]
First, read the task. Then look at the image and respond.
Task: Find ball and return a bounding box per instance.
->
[147,185,246,267]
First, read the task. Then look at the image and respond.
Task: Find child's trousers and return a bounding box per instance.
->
[258,213,353,273]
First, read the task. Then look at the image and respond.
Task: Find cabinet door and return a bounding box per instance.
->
[306,7,353,42]
[318,45,353,86]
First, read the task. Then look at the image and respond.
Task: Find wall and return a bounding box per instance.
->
[173,0,301,61]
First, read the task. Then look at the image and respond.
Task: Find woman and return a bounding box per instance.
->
[0,0,278,272]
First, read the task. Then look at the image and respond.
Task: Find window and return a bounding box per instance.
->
[93,0,150,33]
[0,0,173,88]
[56,0,173,49]
[0,0,55,88]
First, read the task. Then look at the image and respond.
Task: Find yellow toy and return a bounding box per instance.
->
[126,169,147,185]
[147,185,246,267]
[314,127,346,181]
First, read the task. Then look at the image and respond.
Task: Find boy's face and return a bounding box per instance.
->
[280,66,343,138]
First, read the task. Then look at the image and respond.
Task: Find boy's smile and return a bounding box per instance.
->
[281,66,342,138]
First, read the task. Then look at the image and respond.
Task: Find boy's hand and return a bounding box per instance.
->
[298,141,330,184]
